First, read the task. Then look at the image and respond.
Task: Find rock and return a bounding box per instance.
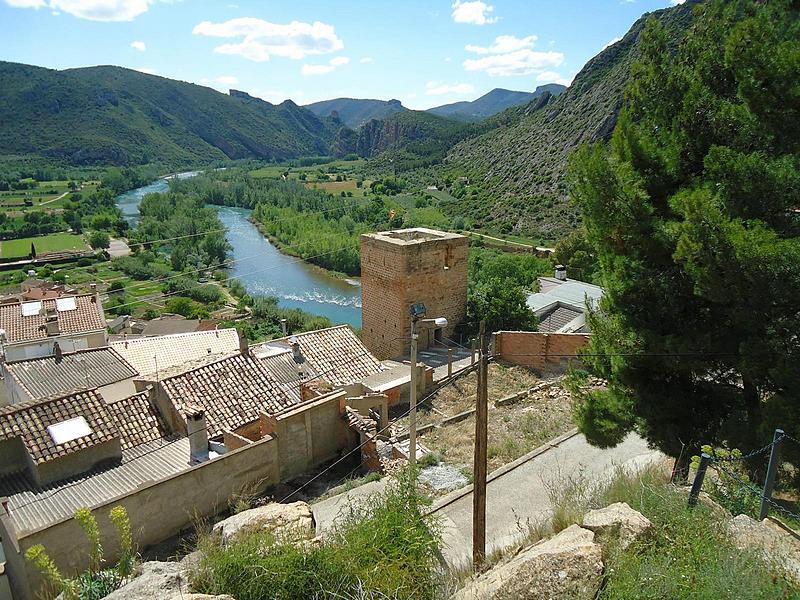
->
[728,514,800,584]
[454,525,603,600]
[582,502,652,549]
[212,501,315,545]
[104,561,190,599]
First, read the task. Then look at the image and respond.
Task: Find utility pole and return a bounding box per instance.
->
[473,320,488,570]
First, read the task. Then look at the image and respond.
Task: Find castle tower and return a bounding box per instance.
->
[360,228,468,360]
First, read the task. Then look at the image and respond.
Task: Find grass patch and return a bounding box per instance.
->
[0,233,87,258]
[191,469,442,600]
[542,465,799,600]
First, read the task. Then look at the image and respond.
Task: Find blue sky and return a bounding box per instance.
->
[0,0,684,109]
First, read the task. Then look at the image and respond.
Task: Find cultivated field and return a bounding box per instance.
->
[0,233,87,258]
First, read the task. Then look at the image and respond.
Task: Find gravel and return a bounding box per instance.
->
[419,464,469,492]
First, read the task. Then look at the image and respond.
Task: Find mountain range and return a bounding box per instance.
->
[0,0,699,239]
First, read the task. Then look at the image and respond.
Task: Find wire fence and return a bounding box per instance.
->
[690,430,800,525]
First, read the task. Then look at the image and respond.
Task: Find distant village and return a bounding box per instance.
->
[0,228,601,599]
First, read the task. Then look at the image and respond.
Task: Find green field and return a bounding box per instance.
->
[0,233,87,258]
[0,180,98,213]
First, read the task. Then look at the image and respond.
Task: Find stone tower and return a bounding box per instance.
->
[360,228,469,360]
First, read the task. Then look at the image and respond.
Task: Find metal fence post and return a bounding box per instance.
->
[471,339,476,365]
[447,347,453,378]
[688,452,711,508]
[759,429,784,520]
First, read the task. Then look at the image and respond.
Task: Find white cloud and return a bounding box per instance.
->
[193,17,343,62]
[5,0,46,7]
[463,34,564,77]
[670,0,686,4]
[217,75,238,85]
[536,70,572,87]
[131,40,146,51]
[359,56,373,64]
[134,66,157,74]
[465,34,536,55]
[451,0,497,25]
[602,37,622,50]
[302,55,349,76]
[425,81,475,96]
[4,0,170,21]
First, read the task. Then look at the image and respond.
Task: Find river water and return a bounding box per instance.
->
[116,177,362,327]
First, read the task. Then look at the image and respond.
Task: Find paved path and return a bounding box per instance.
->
[312,432,662,567]
[433,431,661,568]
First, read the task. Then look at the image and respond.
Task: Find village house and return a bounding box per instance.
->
[526,265,603,333]
[0,291,107,363]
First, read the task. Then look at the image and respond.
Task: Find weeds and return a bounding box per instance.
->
[192,468,442,600]
[25,505,135,600]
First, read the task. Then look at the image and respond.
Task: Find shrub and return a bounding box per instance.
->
[87,230,110,250]
[192,469,441,600]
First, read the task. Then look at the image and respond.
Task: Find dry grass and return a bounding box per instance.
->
[398,363,574,474]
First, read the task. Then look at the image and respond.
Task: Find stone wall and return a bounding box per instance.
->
[495,331,590,372]
[361,229,468,360]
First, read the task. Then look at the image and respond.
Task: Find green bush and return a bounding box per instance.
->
[192,469,441,600]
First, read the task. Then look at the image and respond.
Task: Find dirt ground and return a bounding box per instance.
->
[397,363,575,474]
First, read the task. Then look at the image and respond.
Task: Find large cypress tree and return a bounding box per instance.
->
[569,0,800,471]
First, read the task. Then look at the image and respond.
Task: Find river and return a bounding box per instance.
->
[116,177,362,327]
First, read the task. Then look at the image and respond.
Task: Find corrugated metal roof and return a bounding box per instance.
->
[111,329,240,376]
[5,347,138,400]
[527,279,604,313]
[0,438,191,535]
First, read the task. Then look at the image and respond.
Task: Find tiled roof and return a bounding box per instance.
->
[110,328,240,376]
[5,347,138,401]
[0,294,106,344]
[255,325,383,387]
[0,390,119,465]
[160,353,297,439]
[106,390,171,451]
[537,305,584,333]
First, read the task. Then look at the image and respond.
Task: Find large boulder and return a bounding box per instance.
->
[103,561,190,600]
[728,514,800,584]
[211,501,315,546]
[582,502,652,549]
[454,525,603,600]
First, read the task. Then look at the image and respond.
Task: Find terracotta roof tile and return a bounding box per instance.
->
[0,294,106,344]
[255,325,383,387]
[106,390,171,451]
[160,353,297,439]
[0,390,119,464]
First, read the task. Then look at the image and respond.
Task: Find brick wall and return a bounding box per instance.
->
[361,231,468,360]
[495,331,590,372]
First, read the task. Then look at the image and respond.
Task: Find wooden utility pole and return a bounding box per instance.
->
[473,320,488,570]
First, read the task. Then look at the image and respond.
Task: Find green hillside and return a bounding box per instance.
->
[304,97,407,129]
[432,0,699,239]
[0,62,339,167]
[427,84,566,122]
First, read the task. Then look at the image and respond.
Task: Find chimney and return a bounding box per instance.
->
[290,336,308,379]
[280,318,288,336]
[45,309,60,336]
[555,264,567,281]
[187,409,210,463]
[90,283,97,294]
[238,329,250,357]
